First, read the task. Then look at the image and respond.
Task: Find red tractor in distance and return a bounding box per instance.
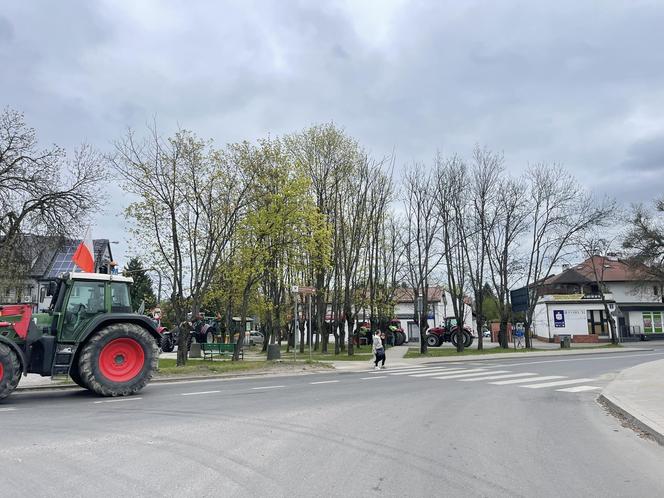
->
[425,317,475,348]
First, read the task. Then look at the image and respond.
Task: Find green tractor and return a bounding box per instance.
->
[0,272,161,401]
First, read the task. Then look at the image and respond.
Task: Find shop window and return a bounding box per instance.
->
[643,311,653,334]
[654,312,663,333]
[587,310,607,335]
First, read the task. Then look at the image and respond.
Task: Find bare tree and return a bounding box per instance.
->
[578,236,619,343]
[403,163,444,353]
[0,107,105,287]
[486,177,529,348]
[461,146,502,350]
[437,155,470,353]
[522,164,615,348]
[623,197,664,282]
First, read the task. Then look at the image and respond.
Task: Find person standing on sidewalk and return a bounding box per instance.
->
[373,330,386,370]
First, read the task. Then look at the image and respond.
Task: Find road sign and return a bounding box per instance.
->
[291,285,299,293]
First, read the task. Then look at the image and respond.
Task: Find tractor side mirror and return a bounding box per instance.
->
[47,281,58,297]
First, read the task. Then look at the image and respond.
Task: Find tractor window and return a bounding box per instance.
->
[68,281,106,314]
[111,283,132,313]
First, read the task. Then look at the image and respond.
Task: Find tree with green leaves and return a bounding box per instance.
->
[122,257,157,311]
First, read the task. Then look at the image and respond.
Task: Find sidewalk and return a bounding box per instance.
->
[600,359,664,446]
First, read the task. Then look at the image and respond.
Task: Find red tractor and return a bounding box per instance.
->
[425,317,474,348]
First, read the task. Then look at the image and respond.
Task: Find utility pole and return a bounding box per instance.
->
[292,285,298,362]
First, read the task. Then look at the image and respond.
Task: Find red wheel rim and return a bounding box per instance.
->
[98,338,145,382]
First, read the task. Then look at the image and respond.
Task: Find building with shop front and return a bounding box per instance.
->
[529,256,663,342]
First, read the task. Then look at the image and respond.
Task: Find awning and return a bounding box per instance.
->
[617,303,664,312]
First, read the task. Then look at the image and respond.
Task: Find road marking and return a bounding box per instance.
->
[556,385,601,393]
[458,372,538,382]
[251,385,285,390]
[490,376,565,385]
[181,390,221,396]
[0,407,17,412]
[432,370,510,380]
[360,376,388,380]
[390,367,466,376]
[310,380,340,385]
[368,365,433,374]
[522,378,595,389]
[412,368,486,378]
[93,397,143,404]
[482,352,663,368]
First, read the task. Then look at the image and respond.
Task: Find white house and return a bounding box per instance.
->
[391,286,473,342]
[530,256,663,342]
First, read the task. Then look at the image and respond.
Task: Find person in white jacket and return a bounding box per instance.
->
[372,330,385,369]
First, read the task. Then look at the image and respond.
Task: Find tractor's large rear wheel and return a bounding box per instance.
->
[68,362,89,390]
[0,344,21,401]
[79,323,158,397]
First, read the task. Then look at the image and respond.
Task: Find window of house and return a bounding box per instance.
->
[654,286,659,296]
[642,312,662,334]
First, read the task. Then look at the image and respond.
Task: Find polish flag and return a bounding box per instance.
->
[72,228,95,273]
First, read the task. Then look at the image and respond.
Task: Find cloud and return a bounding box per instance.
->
[2,0,664,260]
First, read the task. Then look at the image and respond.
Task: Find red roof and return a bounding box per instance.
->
[393,286,445,303]
[547,256,652,284]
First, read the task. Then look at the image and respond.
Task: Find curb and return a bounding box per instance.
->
[599,393,664,447]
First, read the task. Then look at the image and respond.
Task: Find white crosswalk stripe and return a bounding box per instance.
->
[458,372,537,382]
[522,378,595,389]
[432,370,511,380]
[490,375,565,385]
[415,368,485,378]
[355,364,604,394]
[384,367,456,375]
[556,385,601,393]
[364,365,431,374]
[404,368,473,377]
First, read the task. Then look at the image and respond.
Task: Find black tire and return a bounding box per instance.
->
[426,334,439,347]
[451,331,460,348]
[206,331,215,343]
[394,331,405,346]
[161,334,174,352]
[68,362,90,389]
[0,344,21,401]
[79,323,158,397]
[463,331,473,348]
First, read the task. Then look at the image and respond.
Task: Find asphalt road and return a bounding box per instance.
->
[2,349,664,497]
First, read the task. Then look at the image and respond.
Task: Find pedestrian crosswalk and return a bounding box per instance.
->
[360,364,601,393]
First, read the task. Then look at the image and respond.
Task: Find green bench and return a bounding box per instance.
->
[201,343,243,360]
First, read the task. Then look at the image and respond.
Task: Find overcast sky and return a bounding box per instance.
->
[2,1,664,264]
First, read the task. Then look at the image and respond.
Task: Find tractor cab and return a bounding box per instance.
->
[46,272,135,343]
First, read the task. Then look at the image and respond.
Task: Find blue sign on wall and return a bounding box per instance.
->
[553,309,565,328]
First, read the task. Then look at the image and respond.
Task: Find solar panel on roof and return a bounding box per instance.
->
[45,243,81,278]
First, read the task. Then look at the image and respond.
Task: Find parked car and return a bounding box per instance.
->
[245,330,264,346]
